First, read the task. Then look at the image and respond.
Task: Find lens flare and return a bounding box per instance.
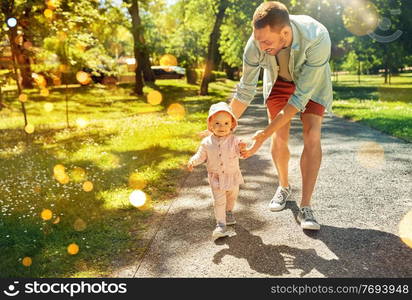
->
[399,210,412,248]
[167,103,186,120]
[67,243,79,255]
[71,167,86,181]
[356,141,385,169]
[22,257,32,267]
[342,0,379,36]
[75,118,88,128]
[54,164,70,184]
[147,90,163,105]
[47,0,59,10]
[73,218,87,231]
[129,190,147,208]
[54,164,65,176]
[160,54,177,66]
[41,209,53,221]
[18,94,28,102]
[82,181,93,192]
[6,17,17,28]
[44,102,54,112]
[24,124,35,134]
[44,9,54,19]
[52,216,60,224]
[76,71,92,85]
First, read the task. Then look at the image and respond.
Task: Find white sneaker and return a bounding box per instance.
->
[212,223,229,240]
[297,206,320,230]
[269,186,291,211]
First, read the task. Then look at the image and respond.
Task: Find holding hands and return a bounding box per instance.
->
[240,130,268,159]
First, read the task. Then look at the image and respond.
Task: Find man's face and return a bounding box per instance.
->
[254,25,287,56]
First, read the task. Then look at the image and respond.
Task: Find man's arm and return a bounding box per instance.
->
[231,35,262,119]
[259,103,298,140]
[241,104,298,158]
[229,98,248,119]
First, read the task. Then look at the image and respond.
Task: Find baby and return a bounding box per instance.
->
[187,102,246,240]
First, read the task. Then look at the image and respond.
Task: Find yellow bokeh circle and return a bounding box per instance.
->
[41,209,53,221]
[22,257,32,267]
[67,243,79,255]
[147,90,163,105]
[73,218,87,231]
[24,124,35,134]
[76,71,92,85]
[83,181,93,192]
[44,102,54,112]
[167,103,186,120]
[18,94,28,102]
[160,54,177,66]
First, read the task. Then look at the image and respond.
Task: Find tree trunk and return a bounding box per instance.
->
[8,28,28,126]
[127,0,154,94]
[2,0,33,89]
[200,0,229,95]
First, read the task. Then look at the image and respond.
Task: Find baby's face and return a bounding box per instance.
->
[210,111,233,137]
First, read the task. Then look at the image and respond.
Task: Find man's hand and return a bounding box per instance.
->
[240,130,268,158]
[187,162,194,172]
[238,140,247,152]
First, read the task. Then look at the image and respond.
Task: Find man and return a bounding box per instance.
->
[231,1,333,230]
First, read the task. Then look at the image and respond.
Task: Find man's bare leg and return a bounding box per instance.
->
[300,113,323,207]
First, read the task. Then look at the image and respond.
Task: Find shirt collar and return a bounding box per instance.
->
[290,19,300,51]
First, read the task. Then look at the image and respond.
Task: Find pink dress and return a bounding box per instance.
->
[189,134,244,190]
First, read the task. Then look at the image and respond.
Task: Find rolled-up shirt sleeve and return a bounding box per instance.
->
[288,32,331,111]
[233,36,261,105]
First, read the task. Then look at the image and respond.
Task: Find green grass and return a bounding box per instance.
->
[332,73,412,142]
[0,79,237,277]
[332,100,412,142]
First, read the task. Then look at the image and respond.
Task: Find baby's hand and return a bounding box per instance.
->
[187,162,194,172]
[198,129,212,138]
[238,140,247,151]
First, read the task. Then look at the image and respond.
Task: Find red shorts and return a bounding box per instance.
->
[266,77,325,120]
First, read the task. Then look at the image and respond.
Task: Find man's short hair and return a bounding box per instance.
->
[252,1,290,32]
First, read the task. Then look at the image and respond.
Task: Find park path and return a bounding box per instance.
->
[113,92,412,278]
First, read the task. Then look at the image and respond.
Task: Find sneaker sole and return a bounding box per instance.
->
[212,232,230,240]
[300,222,320,231]
[226,220,236,225]
[269,203,286,212]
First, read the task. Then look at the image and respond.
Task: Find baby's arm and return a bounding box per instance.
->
[187,143,207,171]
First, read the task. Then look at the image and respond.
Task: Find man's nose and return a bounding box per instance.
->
[259,43,268,52]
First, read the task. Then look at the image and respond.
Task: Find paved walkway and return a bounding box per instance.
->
[113,93,412,278]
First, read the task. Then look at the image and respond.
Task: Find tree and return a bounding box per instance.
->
[123,0,155,95]
[200,0,229,95]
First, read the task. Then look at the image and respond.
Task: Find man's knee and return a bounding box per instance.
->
[303,127,321,148]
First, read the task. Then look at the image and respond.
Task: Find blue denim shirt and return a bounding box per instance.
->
[234,15,333,112]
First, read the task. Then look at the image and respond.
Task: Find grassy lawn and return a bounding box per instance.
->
[332,73,412,142]
[0,79,237,277]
